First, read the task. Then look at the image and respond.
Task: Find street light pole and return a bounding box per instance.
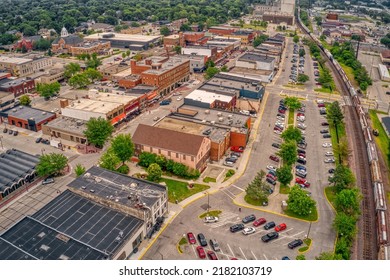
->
[306,221,312,240]
[0,136,3,150]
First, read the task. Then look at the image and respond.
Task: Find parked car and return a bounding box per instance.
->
[231,152,241,158]
[320,129,329,134]
[272,143,281,149]
[323,134,331,138]
[253,218,267,227]
[329,168,335,173]
[282,256,291,260]
[275,223,287,232]
[223,161,234,167]
[35,137,42,143]
[13,130,18,136]
[8,129,13,134]
[3,128,7,133]
[261,232,279,242]
[321,122,329,126]
[242,227,256,235]
[226,157,237,163]
[296,165,306,171]
[269,155,279,162]
[324,158,335,163]
[266,178,276,185]
[196,246,206,259]
[296,178,307,184]
[159,100,171,105]
[230,223,245,233]
[242,214,256,223]
[325,151,334,156]
[42,177,55,185]
[210,239,221,252]
[197,233,207,246]
[267,173,277,181]
[207,251,218,260]
[231,146,244,153]
[204,216,219,223]
[288,239,303,249]
[267,165,277,171]
[187,232,196,244]
[297,158,306,165]
[264,221,276,230]
[322,142,332,148]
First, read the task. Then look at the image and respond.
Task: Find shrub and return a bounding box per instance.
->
[117,164,130,174]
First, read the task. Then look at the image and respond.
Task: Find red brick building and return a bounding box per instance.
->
[208,26,237,36]
[0,77,35,97]
[12,39,33,52]
[184,32,208,45]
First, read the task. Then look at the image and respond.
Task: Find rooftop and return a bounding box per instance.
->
[185,89,234,104]
[378,64,390,78]
[164,34,181,39]
[87,90,137,105]
[2,106,55,123]
[238,52,275,63]
[0,56,31,65]
[0,216,108,260]
[0,77,34,89]
[63,99,121,114]
[133,124,206,156]
[68,166,167,210]
[85,33,161,43]
[125,85,156,95]
[203,72,264,93]
[138,56,189,75]
[43,117,86,135]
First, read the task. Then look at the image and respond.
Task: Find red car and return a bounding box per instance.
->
[278,109,286,114]
[269,155,279,162]
[275,223,287,232]
[274,126,283,131]
[187,232,196,244]
[196,246,206,259]
[298,153,306,158]
[253,218,267,227]
[231,146,244,153]
[295,178,306,184]
[318,103,325,108]
[303,181,311,188]
[207,251,218,260]
[267,174,277,181]
[297,113,305,117]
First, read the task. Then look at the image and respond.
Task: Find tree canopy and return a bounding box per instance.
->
[36,153,68,177]
[283,97,302,110]
[329,164,356,192]
[277,140,297,166]
[286,186,316,216]
[110,134,135,164]
[276,164,293,186]
[281,126,302,143]
[147,163,162,182]
[245,170,271,203]
[99,148,120,171]
[36,82,60,99]
[19,95,31,106]
[84,117,114,148]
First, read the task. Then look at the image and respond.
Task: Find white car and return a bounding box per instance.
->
[277,116,285,121]
[297,123,307,128]
[324,157,335,163]
[177,96,183,101]
[322,143,332,148]
[204,216,219,223]
[267,165,277,171]
[274,129,282,135]
[242,227,256,235]
[173,92,181,96]
[325,151,334,156]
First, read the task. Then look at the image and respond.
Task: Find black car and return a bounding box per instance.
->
[197,233,208,246]
[8,129,13,134]
[321,122,329,126]
[323,134,331,138]
[277,113,285,118]
[288,239,303,249]
[279,100,285,105]
[13,130,18,136]
[297,149,306,154]
[264,221,276,230]
[266,178,276,185]
[3,128,7,133]
[272,143,281,149]
[297,158,306,165]
[35,137,42,143]
[242,214,256,223]
[320,110,327,115]
[230,223,245,233]
[320,129,329,134]
[329,168,335,173]
[261,232,279,242]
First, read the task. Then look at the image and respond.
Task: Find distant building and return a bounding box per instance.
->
[183,32,208,45]
[98,63,130,80]
[88,23,114,33]
[0,55,52,77]
[12,38,33,52]
[84,33,161,51]
[51,27,83,54]
[262,12,295,25]
[222,30,257,44]
[236,52,276,71]
[326,13,339,21]
[378,64,390,82]
[0,76,35,97]
[181,45,217,61]
[380,50,390,67]
[42,117,87,144]
[163,33,185,49]
[184,89,236,110]
[178,54,208,73]
[208,26,238,36]
[34,67,65,84]
[0,106,56,131]
[133,124,211,171]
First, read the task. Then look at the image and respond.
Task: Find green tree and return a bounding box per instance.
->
[99,149,120,171]
[220,65,228,72]
[174,45,182,54]
[180,23,192,32]
[276,164,293,186]
[75,164,86,177]
[160,26,170,36]
[122,52,127,59]
[329,165,356,192]
[245,170,270,203]
[287,186,316,216]
[335,188,361,216]
[293,35,300,44]
[147,163,162,182]
[155,154,167,169]
[138,152,157,168]
[84,68,102,82]
[86,55,102,69]
[64,62,81,79]
[133,53,142,61]
[298,74,309,83]
[172,162,188,177]
[126,50,131,57]
[281,126,302,143]
[117,164,130,174]
[284,97,302,110]
[36,82,60,99]
[204,66,220,79]
[334,136,351,163]
[326,101,344,127]
[36,153,68,177]
[19,95,31,106]
[315,252,342,260]
[333,212,357,238]
[84,117,114,148]
[110,134,134,165]
[277,140,298,166]
[69,73,90,89]
[253,34,269,48]
[299,48,306,57]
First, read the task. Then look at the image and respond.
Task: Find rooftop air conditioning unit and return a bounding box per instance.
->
[211,121,215,125]
[42,112,46,115]
[217,112,222,116]
[228,115,233,119]
[218,117,224,122]
[205,110,210,114]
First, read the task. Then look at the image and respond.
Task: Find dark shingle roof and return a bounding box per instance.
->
[52,34,83,45]
[132,124,206,156]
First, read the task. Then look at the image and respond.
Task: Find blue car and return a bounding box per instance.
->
[296,165,306,171]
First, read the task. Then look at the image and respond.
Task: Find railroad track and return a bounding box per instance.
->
[296,16,378,259]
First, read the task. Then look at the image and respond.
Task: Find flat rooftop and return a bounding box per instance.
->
[2,106,55,123]
[30,189,144,258]
[125,85,156,95]
[185,89,234,104]
[68,166,167,209]
[140,56,189,75]
[113,68,133,78]
[0,216,108,260]
[239,52,275,63]
[85,33,161,43]
[87,90,137,105]
[0,77,34,88]
[64,99,121,114]
[44,117,86,135]
[378,64,389,78]
[0,56,31,64]
[175,104,249,132]
[156,116,229,142]
[203,72,264,93]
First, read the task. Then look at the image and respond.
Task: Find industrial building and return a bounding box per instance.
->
[84,33,161,51]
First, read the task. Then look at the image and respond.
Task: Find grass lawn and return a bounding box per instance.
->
[298,238,312,253]
[368,110,390,169]
[325,186,337,208]
[284,206,318,222]
[279,184,291,194]
[199,210,222,219]
[243,24,266,30]
[161,178,210,203]
[288,109,295,126]
[203,177,216,183]
[177,237,188,254]
[244,194,267,206]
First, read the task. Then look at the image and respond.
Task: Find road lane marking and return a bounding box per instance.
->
[239,247,247,260]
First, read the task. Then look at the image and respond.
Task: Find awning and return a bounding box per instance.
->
[147,92,157,100]
[110,113,126,124]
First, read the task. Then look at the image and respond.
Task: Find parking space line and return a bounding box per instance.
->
[227,244,235,257]
[251,251,258,260]
[290,230,305,237]
[263,254,268,260]
[239,247,247,260]
[251,229,266,236]
[231,184,244,191]
[191,245,196,257]
[282,228,294,234]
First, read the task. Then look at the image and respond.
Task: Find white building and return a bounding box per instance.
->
[235,52,276,71]
[378,64,390,82]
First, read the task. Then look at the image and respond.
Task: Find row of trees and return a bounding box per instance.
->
[138,152,200,180]
[330,41,372,91]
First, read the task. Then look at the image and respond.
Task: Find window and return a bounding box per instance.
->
[191,156,194,162]
[168,151,171,156]
[183,155,186,160]
[150,147,153,152]
[176,153,179,158]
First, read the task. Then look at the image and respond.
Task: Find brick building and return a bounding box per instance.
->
[183,32,208,45]
[0,106,56,131]
[163,33,185,49]
[12,38,33,52]
[0,76,35,97]
[208,26,237,36]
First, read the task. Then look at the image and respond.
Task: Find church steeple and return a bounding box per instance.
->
[61,26,69,37]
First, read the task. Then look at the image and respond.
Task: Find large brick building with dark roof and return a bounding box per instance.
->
[132,124,211,171]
